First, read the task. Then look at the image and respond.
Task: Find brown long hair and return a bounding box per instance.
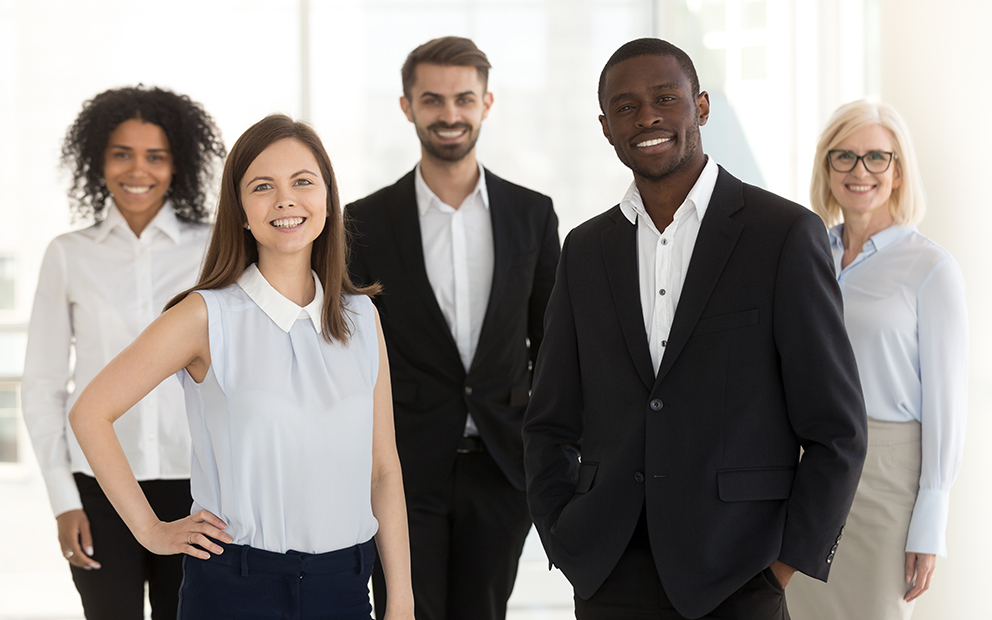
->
[166,114,378,343]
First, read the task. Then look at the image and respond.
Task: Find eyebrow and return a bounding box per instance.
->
[608,82,683,106]
[243,169,318,188]
[107,144,170,152]
[419,90,478,100]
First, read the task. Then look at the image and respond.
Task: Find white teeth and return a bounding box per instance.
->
[271,217,305,228]
[121,184,152,194]
[847,184,874,192]
[436,130,464,138]
[636,137,672,148]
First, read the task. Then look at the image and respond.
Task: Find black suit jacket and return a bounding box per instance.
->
[346,169,560,495]
[522,167,867,619]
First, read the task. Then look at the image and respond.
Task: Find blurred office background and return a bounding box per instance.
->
[1,0,988,618]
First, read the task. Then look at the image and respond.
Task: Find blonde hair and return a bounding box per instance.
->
[810,100,926,228]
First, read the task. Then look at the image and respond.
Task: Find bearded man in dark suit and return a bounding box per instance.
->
[346,36,560,620]
[523,38,867,620]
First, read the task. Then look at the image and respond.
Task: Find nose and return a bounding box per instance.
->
[635,105,662,129]
[275,186,296,209]
[440,100,460,125]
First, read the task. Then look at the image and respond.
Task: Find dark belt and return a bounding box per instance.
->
[456,435,487,453]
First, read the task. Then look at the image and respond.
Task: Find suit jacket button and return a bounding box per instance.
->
[649,399,663,411]
[464,386,473,395]
[831,544,838,552]
[634,472,645,483]
[826,555,834,564]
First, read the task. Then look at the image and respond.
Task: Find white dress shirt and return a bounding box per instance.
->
[180,265,380,554]
[22,202,208,517]
[829,223,968,556]
[415,163,494,435]
[619,156,719,373]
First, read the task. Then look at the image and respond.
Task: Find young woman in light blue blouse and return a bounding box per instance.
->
[67,115,415,620]
[787,100,968,620]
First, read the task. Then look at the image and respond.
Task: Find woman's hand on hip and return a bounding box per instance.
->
[904,552,936,601]
[56,509,101,570]
[141,509,233,559]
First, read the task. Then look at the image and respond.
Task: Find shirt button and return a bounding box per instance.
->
[649,399,663,411]
[464,386,473,395]
[661,340,667,347]
[661,239,668,245]
[659,289,666,296]
[634,472,645,483]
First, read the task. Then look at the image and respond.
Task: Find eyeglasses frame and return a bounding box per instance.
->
[827,149,898,174]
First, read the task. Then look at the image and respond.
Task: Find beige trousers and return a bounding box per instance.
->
[787,418,921,620]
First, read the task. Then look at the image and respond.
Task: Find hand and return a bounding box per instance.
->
[770,560,796,589]
[139,509,233,560]
[57,509,101,570]
[904,552,936,601]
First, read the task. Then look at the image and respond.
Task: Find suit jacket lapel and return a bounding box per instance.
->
[602,209,655,390]
[655,167,744,386]
[386,171,460,355]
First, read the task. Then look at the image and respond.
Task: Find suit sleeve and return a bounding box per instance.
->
[526,198,561,367]
[773,211,868,581]
[523,232,582,554]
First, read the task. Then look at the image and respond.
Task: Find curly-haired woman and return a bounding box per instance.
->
[22,86,225,620]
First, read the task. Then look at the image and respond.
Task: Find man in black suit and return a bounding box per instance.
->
[522,38,867,619]
[346,36,560,620]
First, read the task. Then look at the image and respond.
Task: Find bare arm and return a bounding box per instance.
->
[68,293,231,559]
[369,309,415,620]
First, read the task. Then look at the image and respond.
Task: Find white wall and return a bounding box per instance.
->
[877,1,992,618]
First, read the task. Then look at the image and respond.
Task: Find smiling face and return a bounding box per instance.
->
[400,63,493,163]
[599,54,709,183]
[102,119,175,234]
[828,124,901,224]
[240,138,328,266]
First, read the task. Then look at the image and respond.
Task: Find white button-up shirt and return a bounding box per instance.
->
[830,223,968,556]
[415,163,494,435]
[619,157,719,373]
[22,203,209,517]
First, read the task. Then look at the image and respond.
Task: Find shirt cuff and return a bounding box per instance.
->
[905,488,950,557]
[43,467,83,518]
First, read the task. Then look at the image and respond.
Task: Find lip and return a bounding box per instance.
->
[269,216,307,230]
[118,183,155,195]
[844,183,877,194]
[433,128,468,142]
[631,133,675,152]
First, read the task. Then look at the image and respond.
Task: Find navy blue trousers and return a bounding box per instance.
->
[178,539,375,620]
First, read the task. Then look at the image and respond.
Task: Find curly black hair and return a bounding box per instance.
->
[61,86,226,223]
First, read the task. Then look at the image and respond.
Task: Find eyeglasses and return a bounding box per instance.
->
[827,149,897,173]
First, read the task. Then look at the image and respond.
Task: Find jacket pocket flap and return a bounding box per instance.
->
[575,462,598,494]
[694,309,759,336]
[717,467,795,502]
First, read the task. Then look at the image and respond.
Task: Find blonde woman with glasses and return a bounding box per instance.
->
[787,100,968,619]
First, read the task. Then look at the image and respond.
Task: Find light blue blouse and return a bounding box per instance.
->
[179,264,380,554]
[829,224,967,556]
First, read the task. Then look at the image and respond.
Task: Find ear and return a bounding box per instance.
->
[696,91,710,127]
[599,115,614,146]
[400,96,414,123]
[892,161,902,189]
[481,91,494,120]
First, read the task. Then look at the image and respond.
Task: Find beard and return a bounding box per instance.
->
[622,122,701,182]
[416,121,481,163]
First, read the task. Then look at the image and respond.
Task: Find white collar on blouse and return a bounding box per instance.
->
[95,200,183,244]
[414,161,490,215]
[237,263,324,334]
[828,223,918,253]
[619,156,718,227]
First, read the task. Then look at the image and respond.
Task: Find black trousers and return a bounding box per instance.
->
[178,539,375,620]
[372,448,531,620]
[574,511,790,620]
[71,473,191,620]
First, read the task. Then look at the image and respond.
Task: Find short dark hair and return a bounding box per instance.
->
[61,86,226,223]
[598,38,700,112]
[401,36,491,99]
